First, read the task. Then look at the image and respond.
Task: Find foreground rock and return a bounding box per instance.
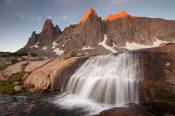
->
[24,56,88,91]
[139,44,175,115]
[24,59,53,72]
[61,51,76,59]
[0,59,53,80]
[100,104,154,116]
[2,61,29,77]
[14,86,22,92]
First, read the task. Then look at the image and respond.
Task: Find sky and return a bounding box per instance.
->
[0,0,175,52]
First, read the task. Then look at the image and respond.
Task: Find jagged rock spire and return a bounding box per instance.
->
[80,8,98,23]
[42,19,54,32]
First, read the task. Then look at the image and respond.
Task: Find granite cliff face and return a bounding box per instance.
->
[18,8,175,58]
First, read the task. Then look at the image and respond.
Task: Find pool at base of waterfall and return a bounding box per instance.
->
[52,94,113,115]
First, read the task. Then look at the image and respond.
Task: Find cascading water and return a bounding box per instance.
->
[52,52,143,115]
[66,52,143,106]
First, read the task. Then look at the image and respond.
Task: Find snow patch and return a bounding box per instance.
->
[44,57,48,59]
[30,43,38,48]
[52,41,57,49]
[53,48,64,55]
[98,34,117,53]
[124,38,172,50]
[41,46,47,50]
[112,42,117,47]
[81,46,94,50]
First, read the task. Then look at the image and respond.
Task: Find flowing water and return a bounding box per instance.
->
[53,52,143,115]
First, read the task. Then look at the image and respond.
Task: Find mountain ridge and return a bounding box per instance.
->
[104,11,135,21]
[18,8,175,58]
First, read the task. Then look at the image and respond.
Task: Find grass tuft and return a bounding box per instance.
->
[0,71,28,94]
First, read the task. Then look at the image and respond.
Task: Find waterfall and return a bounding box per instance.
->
[65,52,143,106]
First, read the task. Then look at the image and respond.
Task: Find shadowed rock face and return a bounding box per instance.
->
[18,9,175,58]
[105,17,175,47]
[138,44,175,115]
[18,19,62,58]
[26,19,62,49]
[56,9,106,56]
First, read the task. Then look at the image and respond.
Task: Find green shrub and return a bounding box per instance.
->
[0,83,16,94]
[8,71,27,82]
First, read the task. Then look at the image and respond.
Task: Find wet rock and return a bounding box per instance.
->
[139,44,175,115]
[100,103,154,116]
[0,93,91,116]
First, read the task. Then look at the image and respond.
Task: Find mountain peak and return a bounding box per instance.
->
[42,19,53,32]
[104,11,135,21]
[80,8,97,23]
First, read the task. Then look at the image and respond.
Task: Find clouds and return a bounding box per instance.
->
[16,12,42,22]
[1,0,146,25]
[107,0,144,5]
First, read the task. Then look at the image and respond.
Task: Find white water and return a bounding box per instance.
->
[53,52,143,115]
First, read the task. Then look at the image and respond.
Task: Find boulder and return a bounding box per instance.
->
[24,59,53,72]
[139,44,175,115]
[2,61,29,76]
[24,56,88,91]
[61,51,76,59]
[100,103,154,116]
[14,86,22,92]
